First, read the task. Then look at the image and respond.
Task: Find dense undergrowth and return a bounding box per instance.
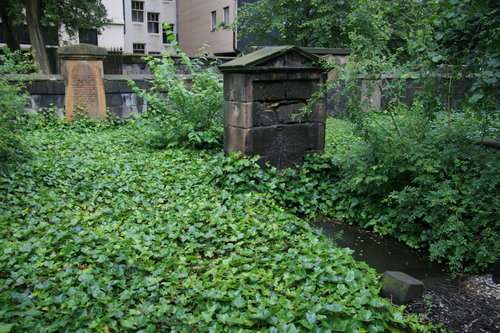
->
[217,111,500,275]
[322,110,500,275]
[0,119,435,332]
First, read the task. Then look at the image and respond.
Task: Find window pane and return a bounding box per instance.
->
[132,1,143,10]
[79,29,98,45]
[133,43,145,54]
[211,11,216,31]
[223,7,229,26]
[132,1,144,22]
[148,13,159,33]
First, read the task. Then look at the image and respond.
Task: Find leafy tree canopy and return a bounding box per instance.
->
[338,0,499,106]
[429,0,500,101]
[234,0,353,49]
[1,0,110,73]
[342,0,438,64]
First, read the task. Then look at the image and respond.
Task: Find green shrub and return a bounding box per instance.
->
[211,152,342,217]
[0,47,36,171]
[128,28,223,149]
[20,104,66,131]
[322,112,500,274]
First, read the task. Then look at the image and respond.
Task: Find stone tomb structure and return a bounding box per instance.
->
[219,46,327,169]
[58,44,108,121]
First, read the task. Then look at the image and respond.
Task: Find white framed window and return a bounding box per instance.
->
[131,1,144,23]
[133,43,145,54]
[147,13,160,33]
[211,11,217,31]
[223,7,230,27]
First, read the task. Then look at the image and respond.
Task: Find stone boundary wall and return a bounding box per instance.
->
[13,74,158,119]
[358,76,476,113]
[120,54,235,75]
[11,72,476,121]
[13,73,477,121]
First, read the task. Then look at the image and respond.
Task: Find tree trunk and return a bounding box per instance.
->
[25,0,51,73]
[0,0,21,51]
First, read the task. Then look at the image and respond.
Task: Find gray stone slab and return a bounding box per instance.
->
[379,271,424,305]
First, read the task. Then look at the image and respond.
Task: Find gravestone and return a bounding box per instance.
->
[219,46,326,169]
[58,43,108,121]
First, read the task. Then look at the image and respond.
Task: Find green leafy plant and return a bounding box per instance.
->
[319,115,500,275]
[0,123,435,332]
[128,26,223,149]
[211,152,341,217]
[20,104,66,131]
[233,0,352,48]
[297,0,500,275]
[0,47,36,172]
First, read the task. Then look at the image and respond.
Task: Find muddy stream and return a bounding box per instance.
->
[310,219,450,283]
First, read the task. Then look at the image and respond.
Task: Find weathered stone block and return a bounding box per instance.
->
[27,80,65,95]
[252,72,288,81]
[220,46,327,169]
[118,81,131,93]
[225,124,323,158]
[105,93,123,107]
[253,80,286,101]
[278,152,305,169]
[225,73,287,102]
[276,102,307,124]
[30,94,64,108]
[261,110,277,126]
[224,101,261,128]
[308,102,327,123]
[251,126,283,155]
[223,74,254,102]
[281,124,314,152]
[286,80,320,100]
[305,122,326,151]
[224,126,252,155]
[59,44,107,121]
[379,271,424,305]
[287,72,324,80]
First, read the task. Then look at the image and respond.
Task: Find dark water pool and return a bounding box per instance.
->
[310,219,450,283]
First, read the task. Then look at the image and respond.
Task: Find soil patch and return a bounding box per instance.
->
[405,274,500,332]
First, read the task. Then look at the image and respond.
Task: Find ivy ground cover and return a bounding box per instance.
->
[0,125,431,332]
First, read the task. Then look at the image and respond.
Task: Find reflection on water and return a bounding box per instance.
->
[310,219,449,283]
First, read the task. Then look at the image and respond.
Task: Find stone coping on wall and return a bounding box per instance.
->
[104,74,154,81]
[6,75,65,95]
[7,74,196,94]
[247,46,352,56]
[58,43,108,60]
[219,45,325,73]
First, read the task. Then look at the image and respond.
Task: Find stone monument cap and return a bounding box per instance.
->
[58,43,108,60]
[219,45,323,73]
